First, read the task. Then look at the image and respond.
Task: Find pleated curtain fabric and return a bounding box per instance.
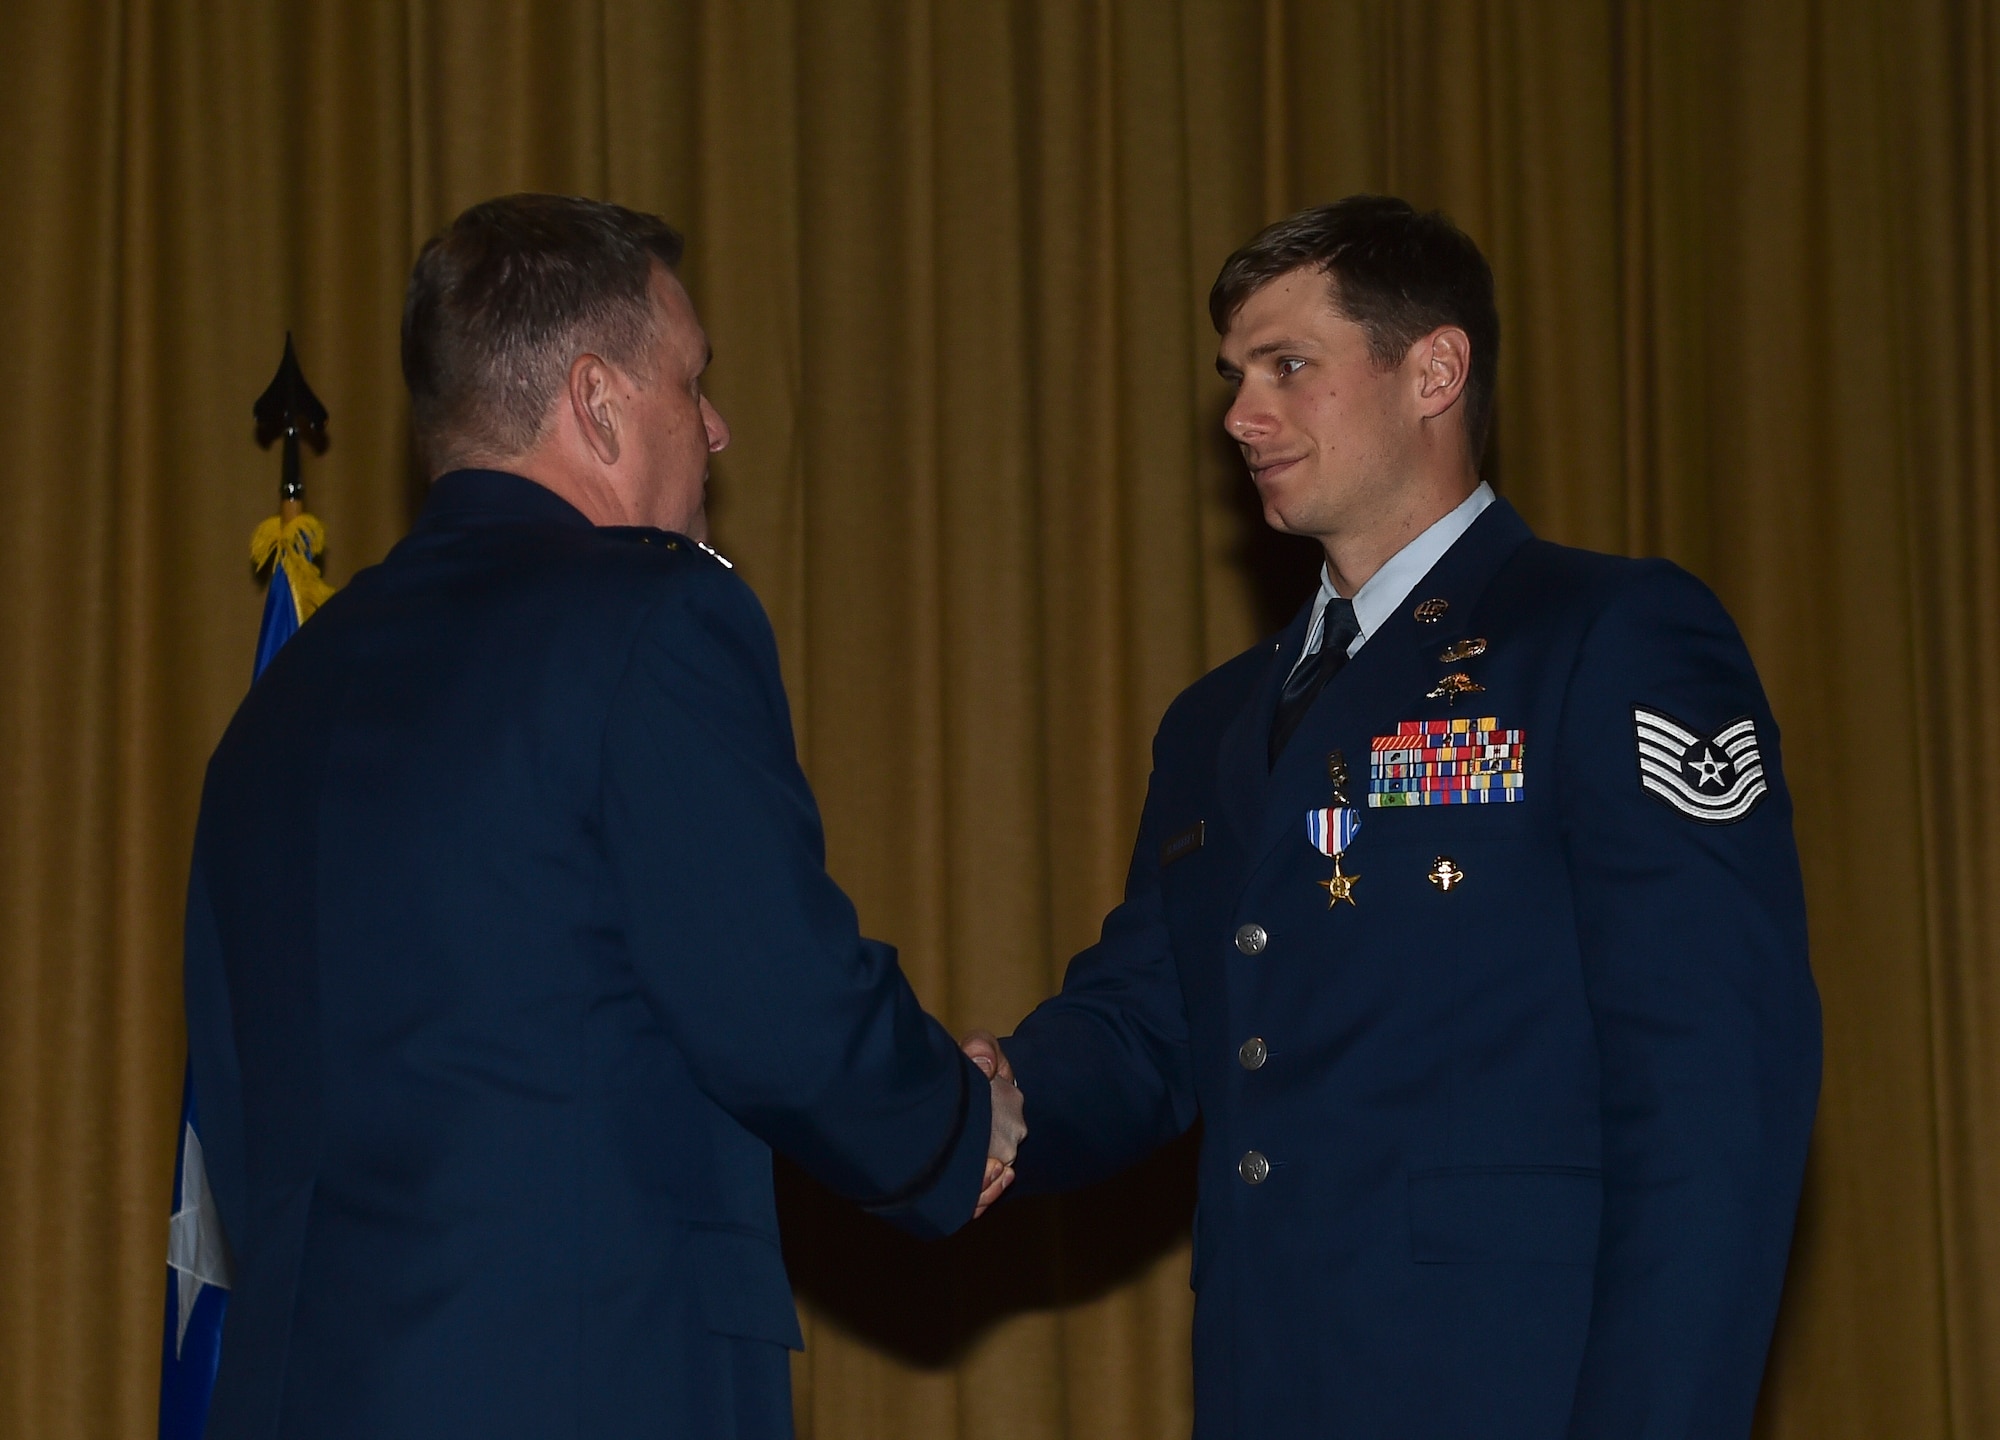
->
[1,3,1996,1438]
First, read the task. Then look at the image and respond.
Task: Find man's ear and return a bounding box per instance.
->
[1413,326,1470,419]
[567,353,621,466]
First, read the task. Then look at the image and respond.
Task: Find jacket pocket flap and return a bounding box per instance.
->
[690,1226,805,1349]
[1409,1166,1601,1266]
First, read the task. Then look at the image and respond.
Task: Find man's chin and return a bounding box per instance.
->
[1258,495,1313,538]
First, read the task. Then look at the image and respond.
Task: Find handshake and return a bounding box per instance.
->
[964,1030,1024,1220]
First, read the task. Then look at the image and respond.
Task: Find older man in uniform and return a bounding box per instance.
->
[183,195,1022,1440]
[966,196,1820,1437]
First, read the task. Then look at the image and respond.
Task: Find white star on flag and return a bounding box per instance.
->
[167,1121,232,1358]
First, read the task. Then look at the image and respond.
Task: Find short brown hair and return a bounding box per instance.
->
[1210,196,1500,461]
[401,194,686,474]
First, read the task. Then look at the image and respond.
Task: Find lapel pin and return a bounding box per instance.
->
[1438,637,1487,663]
[1414,598,1450,624]
[1427,672,1487,704]
[1428,856,1465,892]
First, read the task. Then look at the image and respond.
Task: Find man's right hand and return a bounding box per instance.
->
[964,1031,1023,1218]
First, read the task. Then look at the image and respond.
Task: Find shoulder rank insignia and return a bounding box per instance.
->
[1633,705,1767,823]
[694,539,734,569]
[1369,717,1525,806]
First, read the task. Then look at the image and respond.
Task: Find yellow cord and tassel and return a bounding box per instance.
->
[250,513,335,622]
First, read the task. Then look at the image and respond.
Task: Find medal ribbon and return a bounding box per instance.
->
[1306,806,1361,857]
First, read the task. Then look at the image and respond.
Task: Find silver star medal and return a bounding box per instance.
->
[167,1122,233,1357]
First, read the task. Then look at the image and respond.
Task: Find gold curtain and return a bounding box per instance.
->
[3,2,1996,1436]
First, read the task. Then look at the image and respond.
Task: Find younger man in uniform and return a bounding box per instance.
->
[967,196,1820,1438]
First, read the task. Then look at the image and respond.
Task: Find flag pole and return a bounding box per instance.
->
[160,336,332,1440]
[248,335,333,672]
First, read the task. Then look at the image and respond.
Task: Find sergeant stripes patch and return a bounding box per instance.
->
[1633,705,1767,824]
[1369,717,1525,806]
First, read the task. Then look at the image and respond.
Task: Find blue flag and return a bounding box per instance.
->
[158,1071,232,1440]
[251,546,304,678]
[161,519,324,1440]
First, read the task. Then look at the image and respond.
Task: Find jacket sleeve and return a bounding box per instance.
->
[599,563,989,1238]
[1000,746,1199,1194]
[1559,561,1821,1437]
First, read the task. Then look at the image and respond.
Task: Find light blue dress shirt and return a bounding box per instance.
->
[1288,481,1496,681]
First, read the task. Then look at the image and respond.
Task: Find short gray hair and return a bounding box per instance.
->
[401,194,686,474]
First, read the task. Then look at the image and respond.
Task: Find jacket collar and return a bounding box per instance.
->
[1216,497,1536,862]
[416,469,595,532]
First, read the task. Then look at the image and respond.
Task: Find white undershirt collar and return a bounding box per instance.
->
[1293,482,1496,674]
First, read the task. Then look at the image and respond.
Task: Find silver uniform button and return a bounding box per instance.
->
[1238,1037,1268,1070]
[1234,924,1268,955]
[1239,1150,1270,1185]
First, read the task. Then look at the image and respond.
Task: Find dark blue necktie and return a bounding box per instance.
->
[1269,597,1361,768]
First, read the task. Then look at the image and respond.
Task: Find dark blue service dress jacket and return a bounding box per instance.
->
[182,470,991,1440]
[1004,499,1821,1439]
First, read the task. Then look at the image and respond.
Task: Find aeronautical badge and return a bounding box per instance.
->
[1425,671,1486,705]
[1632,705,1768,823]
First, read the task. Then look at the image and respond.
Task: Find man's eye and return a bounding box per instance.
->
[1278,357,1306,377]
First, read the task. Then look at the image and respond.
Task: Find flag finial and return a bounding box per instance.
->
[253,333,328,508]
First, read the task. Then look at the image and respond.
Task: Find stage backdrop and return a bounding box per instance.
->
[2,1,1995,1436]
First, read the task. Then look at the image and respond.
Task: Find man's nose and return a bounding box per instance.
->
[1224,391,1268,442]
[703,397,731,453]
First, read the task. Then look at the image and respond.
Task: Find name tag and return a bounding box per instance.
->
[1160,821,1206,868]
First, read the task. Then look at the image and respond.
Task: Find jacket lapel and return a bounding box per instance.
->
[1214,599,1313,852]
[1251,499,1536,869]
